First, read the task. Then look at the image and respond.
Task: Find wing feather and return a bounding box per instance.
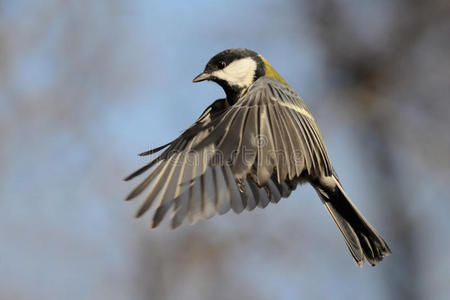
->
[283,106,311,174]
[266,100,288,182]
[231,106,258,178]
[201,167,217,219]
[215,166,232,215]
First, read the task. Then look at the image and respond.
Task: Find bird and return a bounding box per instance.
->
[124,48,391,267]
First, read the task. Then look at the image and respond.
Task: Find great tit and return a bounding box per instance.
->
[125,48,391,266]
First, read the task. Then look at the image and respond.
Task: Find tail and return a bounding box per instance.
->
[313,176,391,267]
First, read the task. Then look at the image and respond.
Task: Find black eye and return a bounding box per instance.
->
[218,61,226,69]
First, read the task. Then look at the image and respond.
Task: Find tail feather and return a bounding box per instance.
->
[314,176,391,266]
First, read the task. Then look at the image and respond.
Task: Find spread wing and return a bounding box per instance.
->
[125,97,294,228]
[125,77,333,228]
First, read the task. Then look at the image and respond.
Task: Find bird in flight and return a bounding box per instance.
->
[124,48,391,266]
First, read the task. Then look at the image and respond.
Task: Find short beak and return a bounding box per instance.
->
[192,72,211,83]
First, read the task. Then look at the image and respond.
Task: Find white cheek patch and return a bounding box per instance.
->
[212,57,257,88]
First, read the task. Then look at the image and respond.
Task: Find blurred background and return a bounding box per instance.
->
[1,0,449,299]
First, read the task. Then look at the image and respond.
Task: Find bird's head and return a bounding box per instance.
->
[193,48,287,104]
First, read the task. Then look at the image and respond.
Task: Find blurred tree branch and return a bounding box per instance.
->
[304,0,450,299]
